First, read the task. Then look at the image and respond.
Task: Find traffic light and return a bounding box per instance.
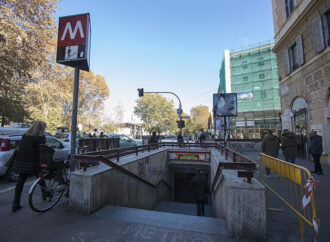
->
[138,88,144,97]
[181,120,185,128]
[176,120,185,128]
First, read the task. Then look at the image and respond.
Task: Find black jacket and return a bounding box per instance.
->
[191,174,208,202]
[261,134,280,157]
[309,135,323,155]
[12,135,46,175]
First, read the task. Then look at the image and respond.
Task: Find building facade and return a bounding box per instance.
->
[271,0,330,163]
[218,43,281,139]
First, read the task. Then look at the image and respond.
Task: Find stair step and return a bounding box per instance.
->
[94,205,227,236]
[154,201,215,217]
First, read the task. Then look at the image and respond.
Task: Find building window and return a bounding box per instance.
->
[283,35,304,76]
[242,64,248,69]
[284,0,295,18]
[312,11,330,53]
[289,43,299,71]
[243,76,248,82]
[259,73,265,79]
[326,11,330,46]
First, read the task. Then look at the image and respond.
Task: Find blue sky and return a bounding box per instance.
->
[56,0,274,122]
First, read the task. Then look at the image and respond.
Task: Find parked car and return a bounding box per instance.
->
[0,127,29,136]
[60,133,89,144]
[0,135,71,181]
[107,134,137,148]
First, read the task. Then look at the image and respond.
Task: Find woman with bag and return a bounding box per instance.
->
[11,121,46,212]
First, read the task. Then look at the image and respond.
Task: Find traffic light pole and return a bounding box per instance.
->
[144,91,183,135]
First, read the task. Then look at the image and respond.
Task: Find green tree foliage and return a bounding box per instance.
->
[134,94,177,134]
[0,0,59,125]
[25,65,110,133]
[191,105,210,131]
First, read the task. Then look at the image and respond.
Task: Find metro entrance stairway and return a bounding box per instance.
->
[154,201,215,217]
[72,143,265,240]
[92,204,251,241]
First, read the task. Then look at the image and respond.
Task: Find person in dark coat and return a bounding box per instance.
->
[11,121,46,212]
[309,131,323,175]
[281,129,297,164]
[190,169,209,216]
[261,129,280,176]
[149,131,158,144]
[177,133,184,143]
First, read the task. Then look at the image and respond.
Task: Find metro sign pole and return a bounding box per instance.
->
[56,13,91,171]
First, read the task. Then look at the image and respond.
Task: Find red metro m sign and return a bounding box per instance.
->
[56,13,91,71]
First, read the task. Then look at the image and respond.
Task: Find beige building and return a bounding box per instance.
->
[271,0,330,165]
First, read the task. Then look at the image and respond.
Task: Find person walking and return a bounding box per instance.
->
[99,132,106,138]
[177,133,184,143]
[281,129,297,164]
[11,121,47,212]
[309,131,323,175]
[261,129,280,176]
[190,169,208,216]
[199,129,206,143]
[149,131,158,144]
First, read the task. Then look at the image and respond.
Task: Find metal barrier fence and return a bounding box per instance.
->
[259,153,318,242]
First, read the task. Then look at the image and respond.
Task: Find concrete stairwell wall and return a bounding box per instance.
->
[70,150,172,214]
[210,149,266,240]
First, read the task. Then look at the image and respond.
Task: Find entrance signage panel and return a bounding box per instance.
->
[56,13,91,71]
[168,151,210,161]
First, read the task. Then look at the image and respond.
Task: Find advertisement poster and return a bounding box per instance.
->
[213,93,237,117]
[237,92,253,100]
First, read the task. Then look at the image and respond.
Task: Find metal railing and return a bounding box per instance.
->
[75,141,258,185]
[259,153,318,242]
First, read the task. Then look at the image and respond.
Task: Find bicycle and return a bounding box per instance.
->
[28,145,70,212]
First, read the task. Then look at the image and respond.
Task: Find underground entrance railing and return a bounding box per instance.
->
[75,141,258,186]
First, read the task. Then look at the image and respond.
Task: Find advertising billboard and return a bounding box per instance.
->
[56,13,91,71]
[213,93,237,117]
[237,91,254,100]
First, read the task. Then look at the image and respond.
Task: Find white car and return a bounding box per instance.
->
[107,134,137,148]
[60,133,89,144]
[0,135,71,181]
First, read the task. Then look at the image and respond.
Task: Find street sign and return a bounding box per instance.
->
[177,108,183,114]
[181,116,190,119]
[56,13,91,71]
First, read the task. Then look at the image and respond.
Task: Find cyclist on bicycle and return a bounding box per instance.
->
[11,121,47,212]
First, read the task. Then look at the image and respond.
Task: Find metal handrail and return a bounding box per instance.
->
[94,155,172,191]
[211,143,257,189]
[75,142,258,188]
[75,142,216,163]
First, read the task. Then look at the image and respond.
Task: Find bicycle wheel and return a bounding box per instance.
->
[28,175,65,212]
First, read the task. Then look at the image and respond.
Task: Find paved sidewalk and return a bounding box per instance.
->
[0,150,328,241]
[242,152,330,242]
